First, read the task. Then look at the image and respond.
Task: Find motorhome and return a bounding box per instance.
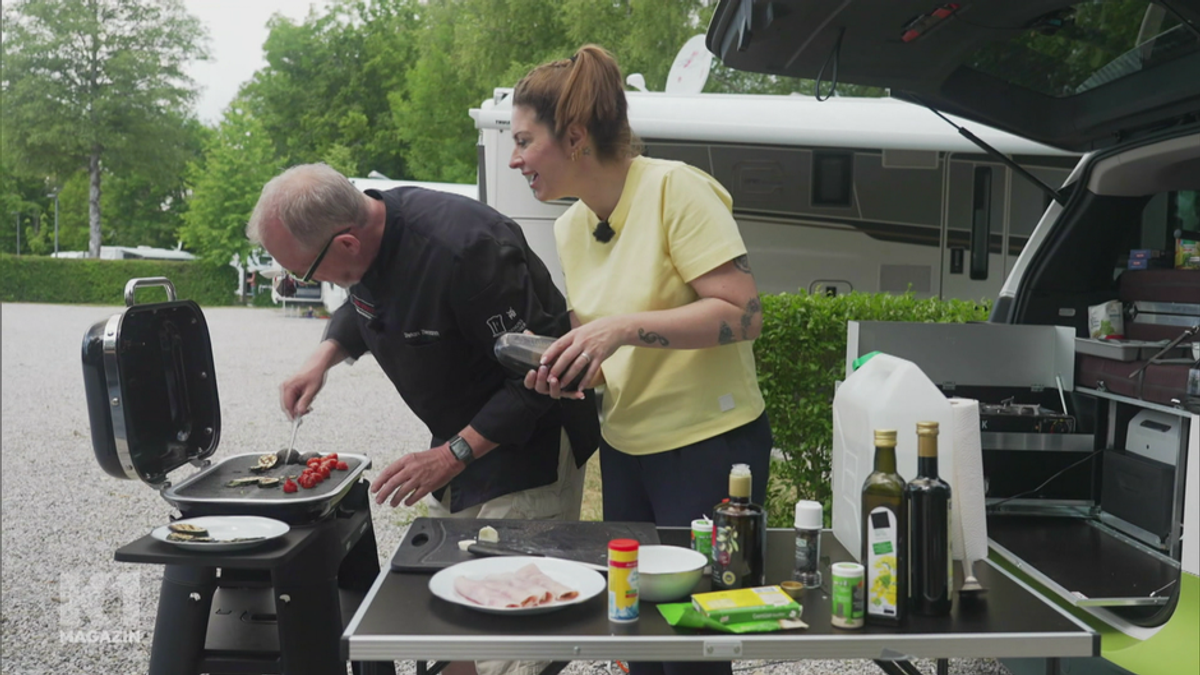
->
[472,89,1079,300]
[705,1,1200,674]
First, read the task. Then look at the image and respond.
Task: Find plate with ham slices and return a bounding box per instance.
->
[429,556,605,615]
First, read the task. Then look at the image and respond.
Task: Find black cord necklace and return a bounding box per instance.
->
[593,219,615,243]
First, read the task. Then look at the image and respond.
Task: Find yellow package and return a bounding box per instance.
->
[692,586,802,624]
[1176,238,1199,270]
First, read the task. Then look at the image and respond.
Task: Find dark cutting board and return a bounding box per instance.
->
[390,517,660,572]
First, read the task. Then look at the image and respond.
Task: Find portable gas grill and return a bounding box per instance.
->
[81,277,394,675]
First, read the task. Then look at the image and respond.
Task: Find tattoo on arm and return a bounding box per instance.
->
[740,297,762,340]
[637,328,669,347]
[733,255,752,274]
[718,321,735,345]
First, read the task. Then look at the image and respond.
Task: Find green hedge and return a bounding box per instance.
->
[755,291,992,526]
[0,255,239,306]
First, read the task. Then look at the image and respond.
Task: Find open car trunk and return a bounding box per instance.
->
[706,0,1200,151]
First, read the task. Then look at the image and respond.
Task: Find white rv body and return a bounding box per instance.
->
[472,90,1078,300]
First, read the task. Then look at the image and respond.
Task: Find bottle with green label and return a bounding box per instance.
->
[712,464,766,590]
[862,429,907,625]
[906,421,953,617]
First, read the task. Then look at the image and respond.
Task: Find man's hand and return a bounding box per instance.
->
[370,444,464,508]
[280,341,347,420]
[280,365,327,420]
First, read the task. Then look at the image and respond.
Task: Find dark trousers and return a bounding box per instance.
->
[600,412,772,675]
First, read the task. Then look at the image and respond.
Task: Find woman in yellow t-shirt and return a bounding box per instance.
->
[511,46,772,673]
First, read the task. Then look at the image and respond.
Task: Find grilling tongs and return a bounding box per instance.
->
[287,416,303,453]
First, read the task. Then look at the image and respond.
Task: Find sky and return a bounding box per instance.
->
[182,0,332,124]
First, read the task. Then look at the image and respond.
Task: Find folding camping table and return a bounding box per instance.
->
[343,526,1098,675]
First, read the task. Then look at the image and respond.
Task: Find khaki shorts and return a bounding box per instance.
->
[425,430,586,675]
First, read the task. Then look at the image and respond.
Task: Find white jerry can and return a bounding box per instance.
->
[831,353,985,563]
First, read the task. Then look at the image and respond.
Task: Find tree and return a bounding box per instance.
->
[180,102,282,267]
[1,0,208,257]
[241,0,420,178]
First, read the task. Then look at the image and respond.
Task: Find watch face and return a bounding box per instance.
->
[450,437,473,464]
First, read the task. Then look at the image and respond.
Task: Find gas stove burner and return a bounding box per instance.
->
[979,401,1076,433]
[980,402,1052,416]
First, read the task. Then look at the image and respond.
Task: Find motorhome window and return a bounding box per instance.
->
[971,167,992,281]
[964,1,1198,98]
[812,151,853,207]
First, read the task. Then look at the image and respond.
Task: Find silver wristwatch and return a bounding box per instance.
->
[448,435,475,466]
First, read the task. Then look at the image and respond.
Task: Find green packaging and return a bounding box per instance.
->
[658,602,806,634]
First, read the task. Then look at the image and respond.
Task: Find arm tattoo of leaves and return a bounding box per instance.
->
[718,321,735,345]
[733,255,752,274]
[740,297,761,340]
[637,328,669,346]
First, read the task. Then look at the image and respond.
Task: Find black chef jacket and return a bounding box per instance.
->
[324,187,600,512]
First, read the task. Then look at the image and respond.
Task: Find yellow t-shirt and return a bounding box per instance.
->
[555,156,765,455]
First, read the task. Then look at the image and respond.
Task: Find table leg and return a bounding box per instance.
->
[147,565,216,675]
[937,658,949,675]
[417,662,449,675]
[874,660,928,675]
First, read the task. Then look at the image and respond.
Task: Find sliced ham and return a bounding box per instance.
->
[454,575,534,608]
[453,563,578,608]
[515,563,580,601]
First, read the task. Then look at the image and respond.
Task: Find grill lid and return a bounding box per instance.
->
[83,277,220,486]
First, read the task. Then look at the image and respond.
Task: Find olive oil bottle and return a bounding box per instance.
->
[906,421,953,616]
[712,464,766,590]
[862,429,907,625]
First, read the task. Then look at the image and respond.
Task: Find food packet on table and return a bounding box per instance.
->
[1088,300,1124,339]
[657,603,807,634]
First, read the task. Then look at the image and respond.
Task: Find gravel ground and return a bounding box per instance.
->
[0,302,1012,675]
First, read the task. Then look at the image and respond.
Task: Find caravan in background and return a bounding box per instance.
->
[471,89,1078,301]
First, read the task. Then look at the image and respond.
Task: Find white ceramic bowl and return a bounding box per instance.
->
[638,545,708,602]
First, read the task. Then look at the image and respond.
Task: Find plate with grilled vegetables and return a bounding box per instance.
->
[151,516,290,552]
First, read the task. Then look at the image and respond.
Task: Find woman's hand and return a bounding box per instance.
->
[522,316,625,399]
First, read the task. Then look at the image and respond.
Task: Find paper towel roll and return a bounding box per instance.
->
[949,398,988,564]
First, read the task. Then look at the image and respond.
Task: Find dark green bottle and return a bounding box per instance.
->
[906,421,953,616]
[712,464,766,590]
[862,429,906,625]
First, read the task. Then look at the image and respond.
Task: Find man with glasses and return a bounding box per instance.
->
[246,163,600,589]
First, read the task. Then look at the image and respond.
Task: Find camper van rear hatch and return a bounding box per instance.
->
[706,0,1200,152]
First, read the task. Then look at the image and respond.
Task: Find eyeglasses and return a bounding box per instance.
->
[275,227,351,298]
[299,227,351,283]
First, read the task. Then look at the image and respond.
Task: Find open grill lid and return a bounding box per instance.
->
[82,278,220,486]
[705,0,1200,152]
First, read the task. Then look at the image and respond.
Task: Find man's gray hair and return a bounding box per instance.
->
[246,164,369,249]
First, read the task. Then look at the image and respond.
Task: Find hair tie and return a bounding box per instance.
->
[570,54,578,64]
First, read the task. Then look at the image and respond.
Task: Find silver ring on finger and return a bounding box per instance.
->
[579,352,592,363]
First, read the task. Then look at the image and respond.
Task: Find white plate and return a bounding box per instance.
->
[151,516,290,552]
[429,556,605,615]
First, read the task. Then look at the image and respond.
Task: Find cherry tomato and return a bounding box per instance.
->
[335,461,349,471]
[306,458,322,468]
[282,478,298,493]
[318,466,332,480]
[323,453,339,461]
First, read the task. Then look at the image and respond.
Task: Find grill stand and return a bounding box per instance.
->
[116,481,394,675]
